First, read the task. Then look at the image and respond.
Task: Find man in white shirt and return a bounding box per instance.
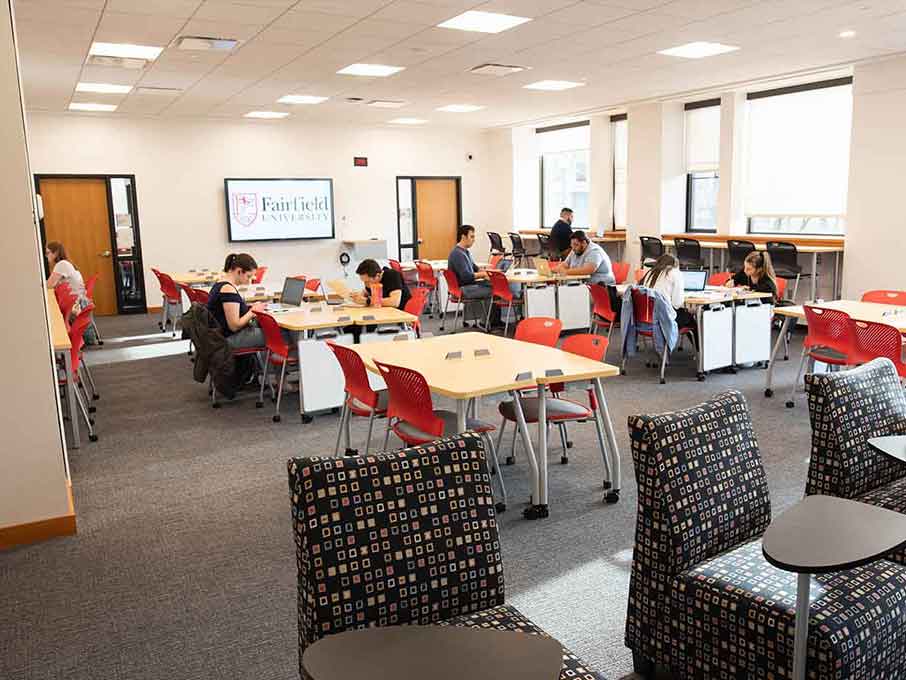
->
[553,231,615,286]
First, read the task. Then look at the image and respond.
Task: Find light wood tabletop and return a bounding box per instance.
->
[197,284,280,302]
[661,239,842,254]
[615,284,771,305]
[274,302,417,332]
[506,268,589,285]
[351,332,619,399]
[171,271,219,285]
[519,229,626,244]
[47,289,71,351]
[773,300,906,331]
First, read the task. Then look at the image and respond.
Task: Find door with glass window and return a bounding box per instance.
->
[396,177,461,261]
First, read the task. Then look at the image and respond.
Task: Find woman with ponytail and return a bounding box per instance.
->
[725,251,778,303]
[206,253,266,349]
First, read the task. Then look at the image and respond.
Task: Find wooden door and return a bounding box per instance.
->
[40,178,117,315]
[414,179,459,260]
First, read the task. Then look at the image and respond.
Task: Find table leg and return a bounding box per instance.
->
[765,316,793,397]
[510,391,541,511]
[696,305,706,381]
[792,572,810,680]
[719,249,725,272]
[456,399,467,432]
[525,385,549,520]
[709,248,714,272]
[810,252,818,301]
[593,378,621,502]
[833,252,840,298]
[64,349,80,449]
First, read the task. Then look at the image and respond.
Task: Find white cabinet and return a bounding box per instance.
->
[734,301,772,364]
[556,283,591,331]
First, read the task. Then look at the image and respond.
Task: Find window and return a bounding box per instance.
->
[684,101,720,232]
[612,115,628,229]
[538,122,590,228]
[745,78,852,235]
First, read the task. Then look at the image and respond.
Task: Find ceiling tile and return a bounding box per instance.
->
[194,1,289,24]
[104,0,204,17]
[94,12,187,45]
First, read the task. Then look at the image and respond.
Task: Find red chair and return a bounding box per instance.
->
[485,270,522,336]
[440,269,487,333]
[708,272,733,287]
[254,311,297,422]
[83,273,104,345]
[622,288,695,384]
[177,283,210,357]
[851,320,906,378]
[786,306,855,408]
[514,317,562,347]
[403,287,429,338]
[776,277,787,301]
[414,261,439,315]
[154,271,183,336]
[61,304,98,442]
[862,290,906,306]
[56,285,78,329]
[588,284,617,347]
[252,266,267,284]
[489,254,503,270]
[613,261,630,285]
[328,342,389,455]
[373,359,505,510]
[388,259,403,273]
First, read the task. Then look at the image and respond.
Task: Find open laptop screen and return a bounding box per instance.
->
[280,277,306,306]
[682,270,708,292]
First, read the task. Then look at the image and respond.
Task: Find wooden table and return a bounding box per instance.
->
[764,300,906,398]
[171,271,218,286]
[274,303,416,332]
[520,229,627,260]
[196,284,280,302]
[352,332,622,517]
[762,495,906,680]
[47,290,77,461]
[302,625,563,680]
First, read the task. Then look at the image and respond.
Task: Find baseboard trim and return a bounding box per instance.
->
[0,483,77,550]
[148,305,162,313]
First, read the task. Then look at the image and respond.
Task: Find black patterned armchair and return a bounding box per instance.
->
[627,390,906,679]
[288,432,604,680]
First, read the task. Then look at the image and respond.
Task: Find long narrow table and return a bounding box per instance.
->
[765,299,906,398]
[351,332,622,518]
[519,229,627,260]
[47,290,77,461]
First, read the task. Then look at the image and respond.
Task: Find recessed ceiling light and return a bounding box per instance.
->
[438,10,531,34]
[176,36,239,51]
[244,111,289,119]
[89,42,163,61]
[69,102,117,112]
[337,63,405,77]
[657,41,739,58]
[388,118,427,125]
[75,82,132,94]
[436,104,485,113]
[839,30,856,38]
[524,80,585,91]
[368,100,407,108]
[278,95,328,105]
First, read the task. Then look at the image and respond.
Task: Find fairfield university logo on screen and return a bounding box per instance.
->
[231,193,258,227]
[231,192,330,227]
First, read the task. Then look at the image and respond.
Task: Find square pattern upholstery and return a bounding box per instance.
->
[671,539,906,679]
[626,390,772,668]
[288,433,605,680]
[805,358,906,500]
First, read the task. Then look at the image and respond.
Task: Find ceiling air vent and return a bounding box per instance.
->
[175,36,239,51]
[469,63,527,76]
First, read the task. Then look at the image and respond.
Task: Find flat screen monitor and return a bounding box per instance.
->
[280,277,307,306]
[225,178,334,242]
[682,270,708,291]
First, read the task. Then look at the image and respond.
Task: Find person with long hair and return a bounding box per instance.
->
[641,254,697,335]
[725,251,778,303]
[206,253,267,349]
[45,241,86,300]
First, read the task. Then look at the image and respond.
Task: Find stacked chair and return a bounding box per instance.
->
[626,389,906,678]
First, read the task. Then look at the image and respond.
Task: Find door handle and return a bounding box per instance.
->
[99,250,111,257]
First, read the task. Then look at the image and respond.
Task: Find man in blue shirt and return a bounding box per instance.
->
[447,224,490,295]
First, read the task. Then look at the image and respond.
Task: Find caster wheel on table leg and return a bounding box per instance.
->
[495,502,507,513]
[603,480,612,490]
[331,407,339,414]
[88,406,96,414]
[560,456,569,465]
[785,400,795,409]
[255,401,263,408]
[273,414,281,423]
[696,372,705,382]
[301,414,313,424]
[523,504,549,520]
[566,440,573,449]
[765,388,774,398]
[92,394,100,401]
[505,456,515,466]
[604,490,620,504]
[212,402,221,409]
[659,378,666,385]
[89,434,98,442]
[344,447,358,456]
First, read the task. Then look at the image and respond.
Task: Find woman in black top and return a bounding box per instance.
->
[207,253,267,349]
[725,251,778,303]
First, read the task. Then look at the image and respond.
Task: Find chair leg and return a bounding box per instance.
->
[81,357,99,400]
[440,296,450,331]
[786,347,810,408]
[557,423,570,464]
[334,401,348,457]
[495,417,507,462]
[382,417,393,451]
[504,301,512,337]
[90,315,103,345]
[257,351,271,407]
[792,273,801,302]
[364,410,376,456]
[74,382,97,441]
[484,432,507,512]
[485,296,494,333]
[507,416,518,465]
[659,347,668,384]
[273,360,288,422]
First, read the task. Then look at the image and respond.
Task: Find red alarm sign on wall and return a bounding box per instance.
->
[354,157,368,167]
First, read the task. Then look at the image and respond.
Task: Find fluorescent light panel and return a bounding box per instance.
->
[438,10,530,34]
[436,104,484,113]
[278,95,327,104]
[89,41,163,60]
[368,100,407,108]
[76,82,132,94]
[244,111,289,119]
[524,80,584,91]
[69,102,117,112]
[388,118,426,125]
[839,30,856,38]
[657,41,739,58]
[337,63,404,77]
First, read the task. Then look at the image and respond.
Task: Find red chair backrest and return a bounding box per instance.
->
[252,266,267,284]
[561,333,608,361]
[253,311,288,358]
[708,272,732,287]
[57,288,78,324]
[862,290,906,306]
[374,360,443,438]
[631,288,655,325]
[158,272,181,302]
[488,270,513,302]
[442,269,462,300]
[489,254,503,269]
[851,320,906,376]
[328,341,381,409]
[588,284,615,322]
[612,261,630,285]
[775,277,787,300]
[67,303,94,374]
[388,259,403,273]
[414,261,437,288]
[634,269,646,283]
[515,317,562,347]
[404,286,429,318]
[178,282,209,305]
[803,306,853,354]
[84,273,98,300]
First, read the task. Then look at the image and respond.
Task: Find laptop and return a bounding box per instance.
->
[496,258,513,273]
[267,277,306,311]
[536,259,552,277]
[682,270,708,292]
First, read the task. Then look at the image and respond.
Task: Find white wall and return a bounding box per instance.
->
[844,55,906,297]
[588,114,613,235]
[26,113,491,299]
[1,0,71,529]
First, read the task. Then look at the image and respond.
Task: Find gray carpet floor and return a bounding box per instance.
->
[1,313,815,680]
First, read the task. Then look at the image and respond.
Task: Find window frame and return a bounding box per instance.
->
[685,170,720,234]
[610,113,627,231]
[536,120,591,229]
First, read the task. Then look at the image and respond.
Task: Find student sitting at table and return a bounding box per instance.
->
[351,259,411,309]
[207,253,267,349]
[45,240,97,344]
[553,231,620,315]
[447,224,520,327]
[725,251,778,303]
[642,254,697,343]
